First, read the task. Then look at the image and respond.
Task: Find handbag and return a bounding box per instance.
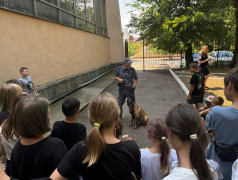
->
[214,140,238,162]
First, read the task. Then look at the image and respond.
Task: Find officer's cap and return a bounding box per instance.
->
[124,58,133,64]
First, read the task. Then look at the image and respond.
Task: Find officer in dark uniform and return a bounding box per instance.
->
[115,58,138,118]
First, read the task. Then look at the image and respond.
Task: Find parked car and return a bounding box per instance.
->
[208,51,233,65]
[192,52,199,62]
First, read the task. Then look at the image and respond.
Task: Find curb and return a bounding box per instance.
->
[169,68,189,96]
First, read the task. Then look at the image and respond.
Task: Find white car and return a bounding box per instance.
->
[208,51,233,65]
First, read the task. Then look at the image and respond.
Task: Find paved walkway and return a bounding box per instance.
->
[49,69,187,148]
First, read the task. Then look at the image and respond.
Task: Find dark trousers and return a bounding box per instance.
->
[118,87,135,117]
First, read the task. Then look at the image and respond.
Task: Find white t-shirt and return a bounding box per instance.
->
[163,160,219,180]
[140,148,177,180]
[163,167,198,180]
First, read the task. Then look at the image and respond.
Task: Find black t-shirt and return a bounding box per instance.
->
[0,110,9,125]
[199,53,208,68]
[51,121,86,150]
[11,137,68,180]
[190,72,204,96]
[57,141,141,180]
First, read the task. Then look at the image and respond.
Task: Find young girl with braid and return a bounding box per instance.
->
[51,92,142,180]
[140,118,177,180]
[164,104,218,180]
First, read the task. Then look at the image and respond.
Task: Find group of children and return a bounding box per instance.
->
[0,64,237,180]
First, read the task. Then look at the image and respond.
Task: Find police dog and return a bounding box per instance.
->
[127,99,149,129]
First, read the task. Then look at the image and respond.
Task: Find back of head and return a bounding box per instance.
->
[12,95,51,138]
[213,96,224,106]
[166,104,212,180]
[62,98,80,117]
[189,63,198,69]
[83,92,120,166]
[0,83,22,112]
[6,79,22,88]
[224,66,238,94]
[2,94,30,140]
[20,67,28,73]
[147,118,170,174]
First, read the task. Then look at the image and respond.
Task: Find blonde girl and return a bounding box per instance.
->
[198,45,211,91]
[0,83,22,125]
[51,92,142,180]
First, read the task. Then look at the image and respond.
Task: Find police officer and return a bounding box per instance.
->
[115,58,138,118]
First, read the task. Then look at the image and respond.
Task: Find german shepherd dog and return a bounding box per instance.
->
[127,99,149,129]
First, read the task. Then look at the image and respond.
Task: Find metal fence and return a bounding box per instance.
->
[127,40,184,70]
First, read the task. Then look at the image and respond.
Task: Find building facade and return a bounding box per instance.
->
[0,0,124,102]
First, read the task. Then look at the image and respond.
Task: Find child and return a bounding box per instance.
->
[50,92,142,180]
[187,63,204,110]
[18,67,39,96]
[205,67,238,180]
[51,98,86,150]
[0,83,22,125]
[200,95,214,111]
[140,118,177,180]
[10,95,68,180]
[1,94,28,176]
[200,96,224,131]
[164,104,217,180]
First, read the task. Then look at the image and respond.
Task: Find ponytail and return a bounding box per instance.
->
[190,137,213,180]
[83,125,106,167]
[166,104,214,180]
[159,139,170,174]
[83,92,120,167]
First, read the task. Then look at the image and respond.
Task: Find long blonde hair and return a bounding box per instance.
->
[83,92,120,166]
[200,45,208,55]
[0,83,22,112]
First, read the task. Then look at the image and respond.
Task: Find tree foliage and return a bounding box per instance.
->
[128,41,140,58]
[127,0,235,67]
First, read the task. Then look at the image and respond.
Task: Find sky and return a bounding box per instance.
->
[118,0,135,33]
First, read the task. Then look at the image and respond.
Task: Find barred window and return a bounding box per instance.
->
[0,0,107,36]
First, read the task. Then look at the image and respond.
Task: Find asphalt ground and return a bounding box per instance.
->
[54,70,187,148]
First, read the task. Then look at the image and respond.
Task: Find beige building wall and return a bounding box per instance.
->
[106,0,125,63]
[0,9,111,86]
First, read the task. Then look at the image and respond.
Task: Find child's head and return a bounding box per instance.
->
[200,45,208,55]
[147,118,170,174]
[84,92,120,166]
[0,83,22,112]
[166,104,212,180]
[204,95,214,108]
[62,98,80,118]
[19,67,29,77]
[5,79,22,88]
[2,94,29,140]
[224,67,238,101]
[211,96,224,107]
[189,63,198,73]
[12,95,51,139]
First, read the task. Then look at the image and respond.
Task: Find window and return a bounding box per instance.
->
[0,0,107,36]
[86,0,95,22]
[36,1,59,22]
[75,0,86,19]
[42,0,58,6]
[0,0,34,15]
[59,0,74,13]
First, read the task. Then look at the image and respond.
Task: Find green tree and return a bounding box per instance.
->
[233,0,238,65]
[127,0,235,67]
[128,41,139,58]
